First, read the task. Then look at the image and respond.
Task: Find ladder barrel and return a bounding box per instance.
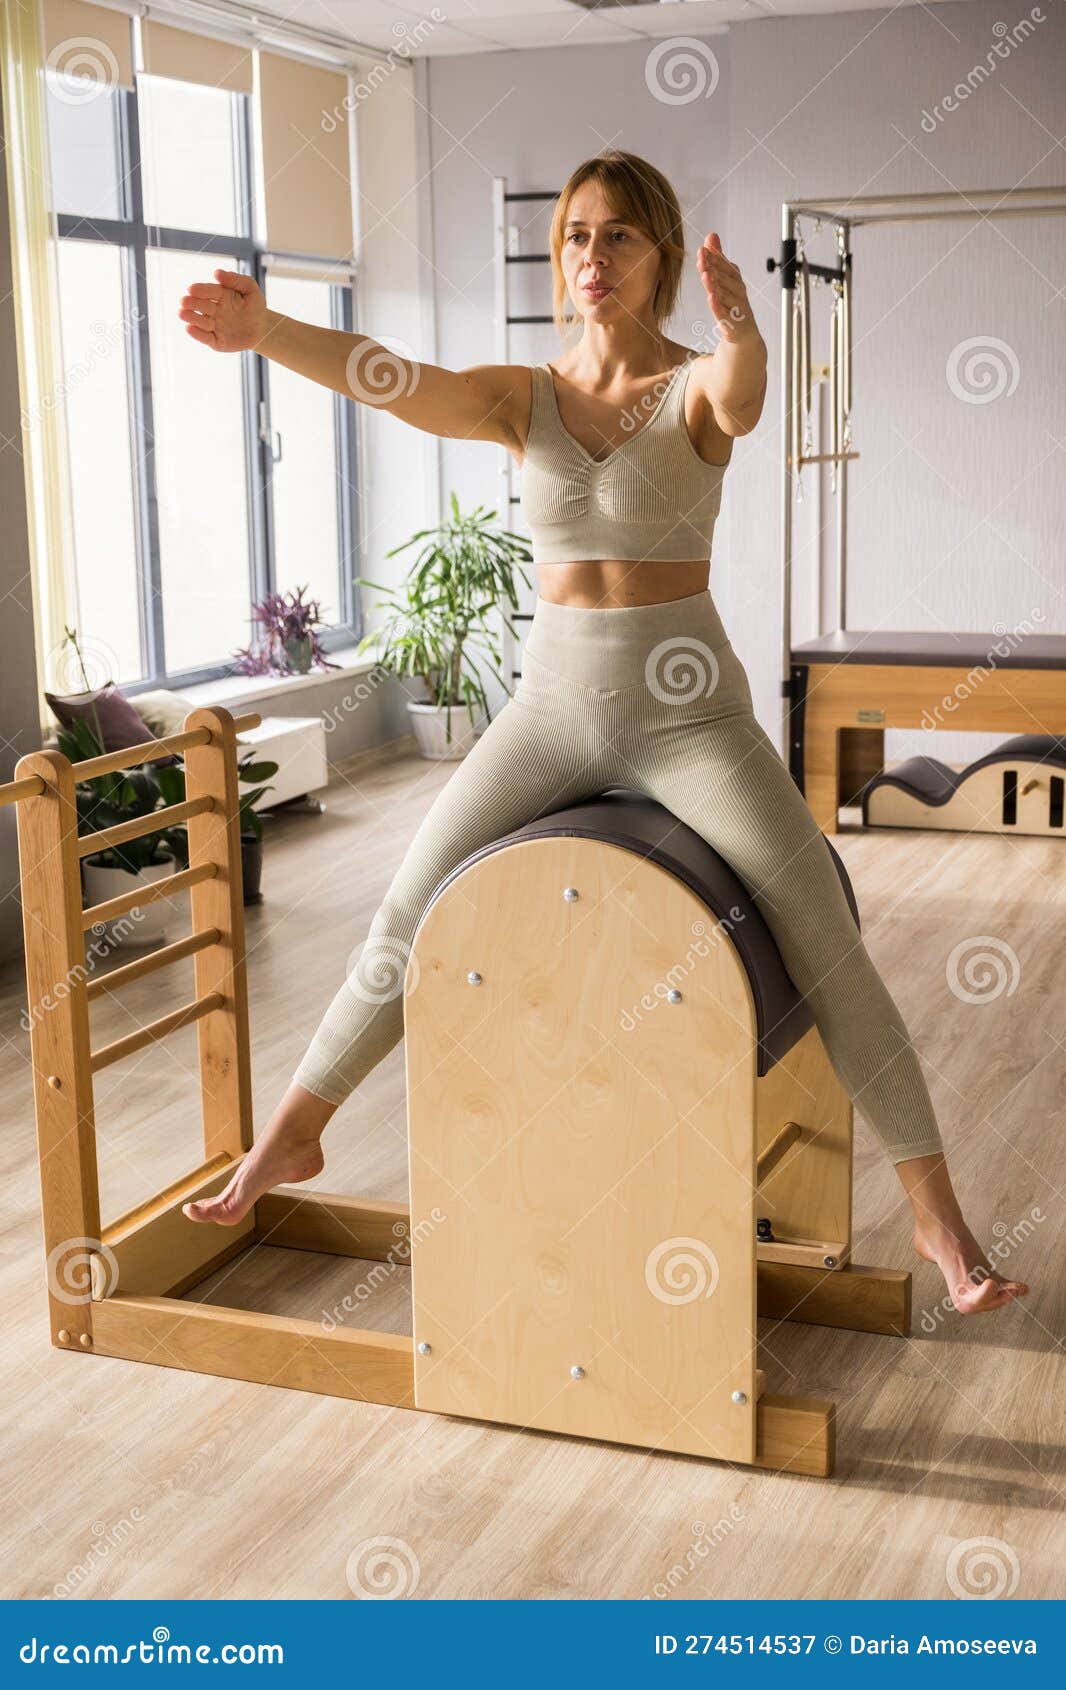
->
[404,789,861,1475]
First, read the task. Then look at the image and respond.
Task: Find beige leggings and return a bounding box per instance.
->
[293,590,944,1166]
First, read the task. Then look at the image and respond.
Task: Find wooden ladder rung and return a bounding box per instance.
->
[78,795,216,859]
[81,859,219,931]
[756,1120,802,1184]
[86,927,223,999]
[90,990,226,1071]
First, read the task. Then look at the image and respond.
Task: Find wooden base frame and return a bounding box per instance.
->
[84,1172,909,1479]
[6,712,911,1486]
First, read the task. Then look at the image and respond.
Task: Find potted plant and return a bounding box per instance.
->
[63,715,278,945]
[233,585,341,678]
[356,493,533,760]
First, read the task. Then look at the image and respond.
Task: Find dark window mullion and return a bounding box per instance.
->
[240,92,272,635]
[122,80,166,687]
[332,282,360,637]
[247,249,273,617]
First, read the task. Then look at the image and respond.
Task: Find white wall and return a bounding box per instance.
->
[417,1,1065,761]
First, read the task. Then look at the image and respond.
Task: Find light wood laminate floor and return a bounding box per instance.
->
[2,746,1062,1600]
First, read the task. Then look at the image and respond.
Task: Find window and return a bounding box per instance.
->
[46,63,360,692]
[263,275,346,621]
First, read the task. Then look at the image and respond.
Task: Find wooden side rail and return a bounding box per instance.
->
[13,705,258,1347]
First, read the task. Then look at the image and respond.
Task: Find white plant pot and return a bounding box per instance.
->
[82,854,179,949]
[406,700,487,761]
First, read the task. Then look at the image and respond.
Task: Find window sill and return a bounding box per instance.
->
[176,644,381,710]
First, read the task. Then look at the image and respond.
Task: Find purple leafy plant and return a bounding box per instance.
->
[233,585,341,678]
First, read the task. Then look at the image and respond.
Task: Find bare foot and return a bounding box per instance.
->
[183,1083,336,1226]
[896,1151,1030,1318]
[913,1217,1029,1315]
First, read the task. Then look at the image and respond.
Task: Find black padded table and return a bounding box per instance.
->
[788,629,1066,833]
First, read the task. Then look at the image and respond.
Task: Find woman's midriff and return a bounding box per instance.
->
[535,559,710,608]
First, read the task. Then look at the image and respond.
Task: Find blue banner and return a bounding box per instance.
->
[2,1600,1061,1683]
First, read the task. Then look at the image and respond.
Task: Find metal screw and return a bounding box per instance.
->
[570,1365,586,1381]
[467,971,482,987]
[667,989,682,1004]
[731,1390,747,1405]
[823,1255,837,1269]
[563,887,579,902]
[417,1341,432,1356]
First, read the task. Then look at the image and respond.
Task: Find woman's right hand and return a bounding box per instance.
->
[178,266,268,353]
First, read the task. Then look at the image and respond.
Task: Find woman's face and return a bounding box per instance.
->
[559,182,661,326]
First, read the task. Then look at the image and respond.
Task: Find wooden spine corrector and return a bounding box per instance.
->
[5,725,909,1479]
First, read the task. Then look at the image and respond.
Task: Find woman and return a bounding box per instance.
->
[178,149,1026,1317]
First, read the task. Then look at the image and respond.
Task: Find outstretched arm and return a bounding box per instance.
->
[693,233,768,437]
[179,266,522,449]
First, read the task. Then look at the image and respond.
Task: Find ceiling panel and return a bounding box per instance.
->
[224,1,978,60]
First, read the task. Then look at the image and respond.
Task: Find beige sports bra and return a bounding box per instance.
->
[519,356,728,565]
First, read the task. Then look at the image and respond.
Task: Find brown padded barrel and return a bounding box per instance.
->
[419,787,860,1075]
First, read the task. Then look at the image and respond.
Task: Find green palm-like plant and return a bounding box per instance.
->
[356,493,533,740]
[58,714,278,875]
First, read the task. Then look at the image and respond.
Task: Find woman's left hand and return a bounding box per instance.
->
[696,233,757,344]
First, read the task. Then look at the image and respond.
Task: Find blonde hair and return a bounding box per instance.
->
[547,150,686,339]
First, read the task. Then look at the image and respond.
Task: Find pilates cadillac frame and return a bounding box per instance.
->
[6,710,910,1480]
[773,186,1066,831]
